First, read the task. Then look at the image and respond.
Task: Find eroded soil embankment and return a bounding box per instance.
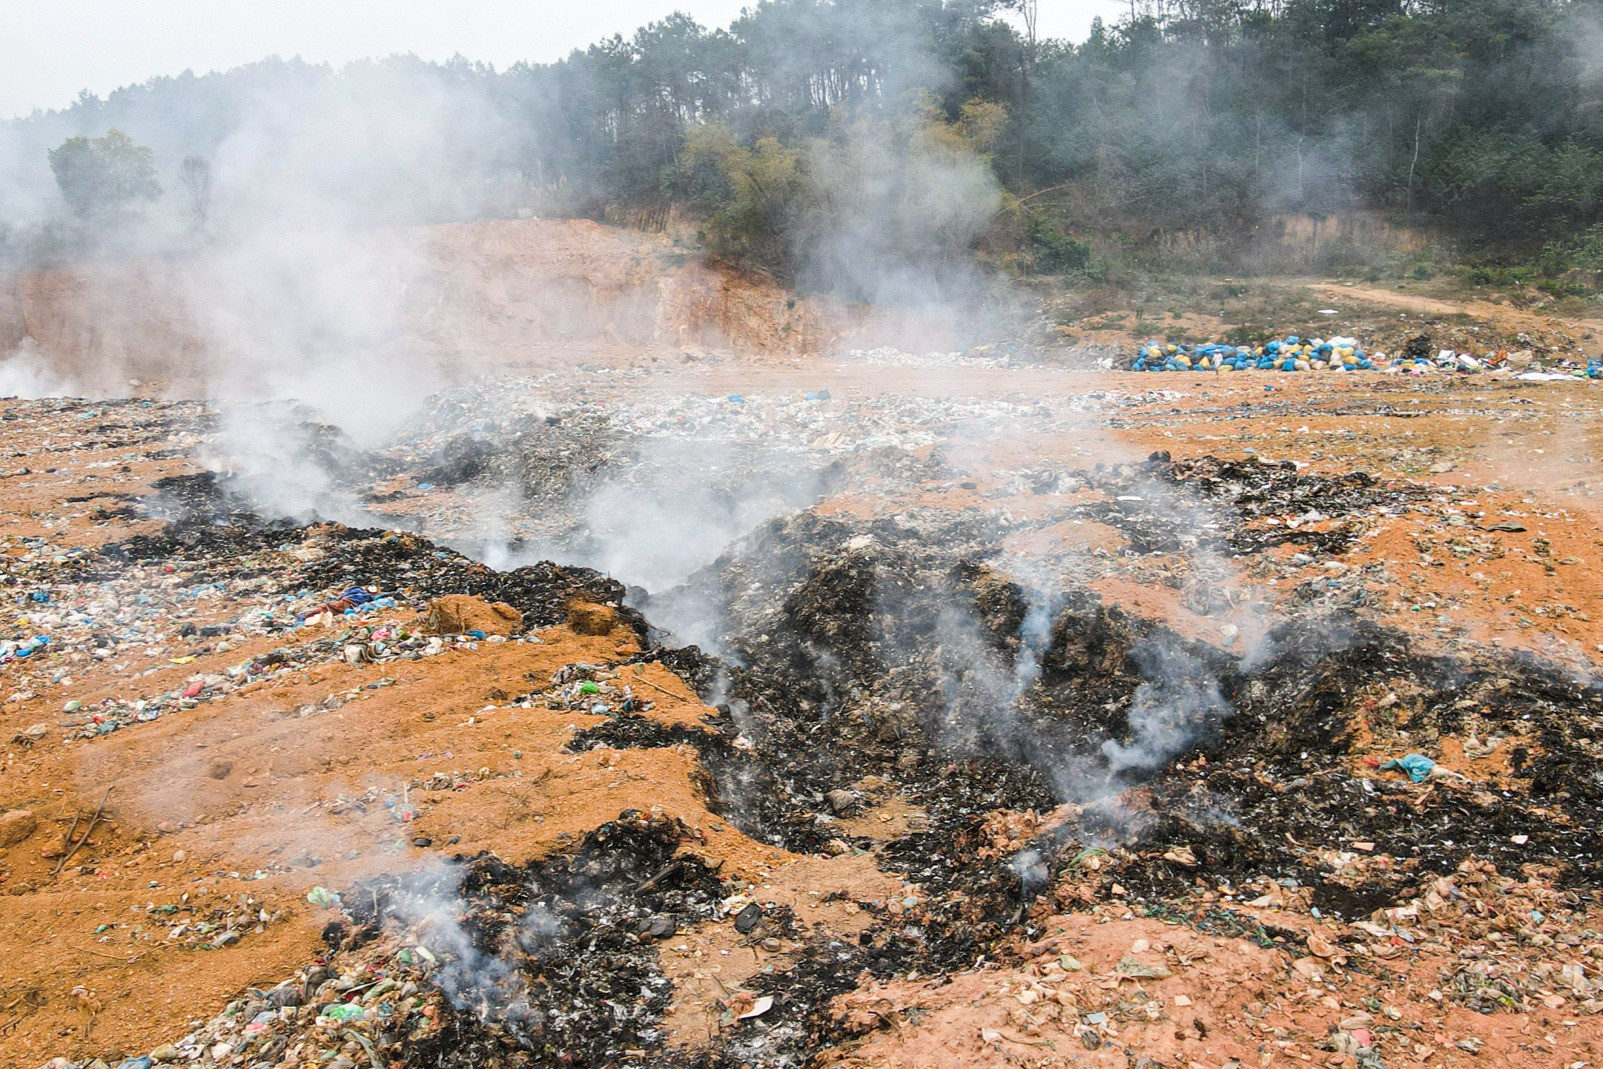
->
[0,219,838,396]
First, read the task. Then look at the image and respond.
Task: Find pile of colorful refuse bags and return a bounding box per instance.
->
[1131,335,1603,377]
[1134,335,1376,372]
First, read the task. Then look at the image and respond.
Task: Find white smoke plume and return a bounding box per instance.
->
[379,861,543,1035]
[0,336,70,398]
[1100,642,1230,777]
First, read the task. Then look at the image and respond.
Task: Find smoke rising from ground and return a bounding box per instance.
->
[182,225,440,519]
[915,576,1236,808]
[0,337,69,399]
[382,862,542,1036]
[578,440,827,598]
[1100,642,1229,776]
[795,110,1003,307]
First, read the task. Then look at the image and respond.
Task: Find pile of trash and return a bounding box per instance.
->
[3,508,640,749]
[38,931,448,1069]
[516,662,653,716]
[1133,334,1603,378]
[314,376,1196,568]
[1134,335,1377,372]
[58,615,529,741]
[381,373,1186,495]
[3,550,532,742]
[1398,347,1603,379]
[842,346,1036,370]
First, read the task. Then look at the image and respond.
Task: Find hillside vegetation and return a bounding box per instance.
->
[4,0,1602,290]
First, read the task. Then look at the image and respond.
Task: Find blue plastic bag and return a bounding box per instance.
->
[1380,753,1436,783]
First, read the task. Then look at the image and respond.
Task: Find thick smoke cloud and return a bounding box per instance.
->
[798,115,1002,305]
[0,59,533,512]
[189,226,434,438]
[0,337,68,399]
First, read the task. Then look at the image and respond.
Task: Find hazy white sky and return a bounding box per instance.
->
[4,0,1113,119]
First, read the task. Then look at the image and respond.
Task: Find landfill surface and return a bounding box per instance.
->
[5,304,1603,1069]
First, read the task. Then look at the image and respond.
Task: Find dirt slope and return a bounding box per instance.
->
[0,220,835,397]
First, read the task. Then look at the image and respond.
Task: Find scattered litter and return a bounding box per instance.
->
[1379,753,1437,783]
[737,995,774,1020]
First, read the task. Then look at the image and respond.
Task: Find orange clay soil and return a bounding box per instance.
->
[819,901,1603,1069]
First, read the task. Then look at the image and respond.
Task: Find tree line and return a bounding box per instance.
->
[7,0,1603,284]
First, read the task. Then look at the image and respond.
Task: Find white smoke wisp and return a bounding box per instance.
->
[176,224,450,525]
[190,225,438,439]
[0,336,72,399]
[928,597,1036,765]
[205,57,523,233]
[6,59,531,522]
[583,440,828,594]
[1009,846,1050,901]
[1099,641,1231,777]
[542,436,833,654]
[878,556,1067,779]
[468,480,531,572]
[1145,469,1281,668]
[382,862,545,1035]
[1008,568,1061,697]
[875,532,1239,809]
[799,112,1002,308]
[195,402,371,524]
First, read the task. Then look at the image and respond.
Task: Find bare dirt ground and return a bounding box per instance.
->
[4,227,1603,1069]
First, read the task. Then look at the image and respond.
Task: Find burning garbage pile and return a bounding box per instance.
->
[11,394,1603,1068]
[653,494,1603,897]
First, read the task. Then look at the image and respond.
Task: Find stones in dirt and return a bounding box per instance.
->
[422,594,523,636]
[566,600,619,636]
[639,914,678,939]
[825,789,858,815]
[0,809,37,847]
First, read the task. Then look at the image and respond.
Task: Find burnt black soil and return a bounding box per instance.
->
[331,804,1023,1069]
[342,814,724,1068]
[1060,453,1428,557]
[643,498,1603,927]
[568,715,830,853]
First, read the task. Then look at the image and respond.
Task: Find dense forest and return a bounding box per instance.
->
[4,0,1603,290]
